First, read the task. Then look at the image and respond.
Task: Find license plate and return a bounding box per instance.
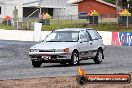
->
[41,56,51,60]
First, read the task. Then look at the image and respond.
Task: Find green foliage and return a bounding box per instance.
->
[103,0,116,4]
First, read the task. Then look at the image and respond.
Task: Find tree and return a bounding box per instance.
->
[103,0,116,4]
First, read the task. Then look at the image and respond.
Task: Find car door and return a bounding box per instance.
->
[78,30,93,59]
[87,30,103,51]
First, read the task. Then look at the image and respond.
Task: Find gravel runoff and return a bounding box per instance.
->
[0,74,132,88]
[0,40,132,80]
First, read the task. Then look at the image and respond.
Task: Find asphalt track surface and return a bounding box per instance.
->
[0,40,132,80]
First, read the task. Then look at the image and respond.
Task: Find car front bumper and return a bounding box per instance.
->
[29,52,71,62]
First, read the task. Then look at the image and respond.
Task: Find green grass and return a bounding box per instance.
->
[0,19,132,32]
[0,24,13,30]
[42,20,132,32]
[42,19,88,31]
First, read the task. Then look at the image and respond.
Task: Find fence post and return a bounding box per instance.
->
[57,15,60,29]
[17,21,18,30]
[101,15,102,24]
[117,14,119,25]
[27,21,29,30]
[77,16,80,27]
[70,15,72,24]
[108,14,110,24]
[93,16,94,24]
[22,18,23,30]
[127,15,128,28]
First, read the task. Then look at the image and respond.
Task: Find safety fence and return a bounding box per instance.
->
[0,14,132,30]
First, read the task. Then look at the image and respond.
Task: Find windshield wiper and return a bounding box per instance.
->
[46,41,77,42]
[46,41,63,42]
[62,41,77,42]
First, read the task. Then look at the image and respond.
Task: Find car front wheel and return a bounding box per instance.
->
[94,49,103,64]
[32,60,42,67]
[69,52,79,65]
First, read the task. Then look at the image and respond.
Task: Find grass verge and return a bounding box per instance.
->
[0,19,132,32]
[0,24,13,30]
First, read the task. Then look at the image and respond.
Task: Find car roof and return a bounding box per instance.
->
[55,28,94,32]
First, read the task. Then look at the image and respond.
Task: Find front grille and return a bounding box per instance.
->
[51,55,57,58]
[30,55,41,58]
[39,50,55,52]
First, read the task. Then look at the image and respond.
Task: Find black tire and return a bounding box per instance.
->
[94,49,103,64]
[69,51,79,65]
[32,60,42,67]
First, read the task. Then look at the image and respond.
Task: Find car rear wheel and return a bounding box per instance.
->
[94,49,103,64]
[69,52,79,65]
[32,60,42,67]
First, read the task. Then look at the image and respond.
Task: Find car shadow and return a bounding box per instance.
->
[40,62,95,68]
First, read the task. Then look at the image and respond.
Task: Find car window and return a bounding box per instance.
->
[72,33,79,41]
[79,31,90,42]
[44,31,79,42]
[87,30,101,40]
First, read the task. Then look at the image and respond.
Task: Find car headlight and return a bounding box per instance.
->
[55,49,64,52]
[30,49,39,52]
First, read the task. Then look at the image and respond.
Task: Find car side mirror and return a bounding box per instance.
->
[39,39,44,42]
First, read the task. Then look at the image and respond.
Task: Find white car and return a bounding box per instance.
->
[29,28,104,67]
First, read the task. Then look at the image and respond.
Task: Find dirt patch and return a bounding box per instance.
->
[0,74,132,88]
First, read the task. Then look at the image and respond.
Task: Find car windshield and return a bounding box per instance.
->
[44,31,79,42]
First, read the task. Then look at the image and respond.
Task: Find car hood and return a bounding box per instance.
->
[30,42,78,50]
